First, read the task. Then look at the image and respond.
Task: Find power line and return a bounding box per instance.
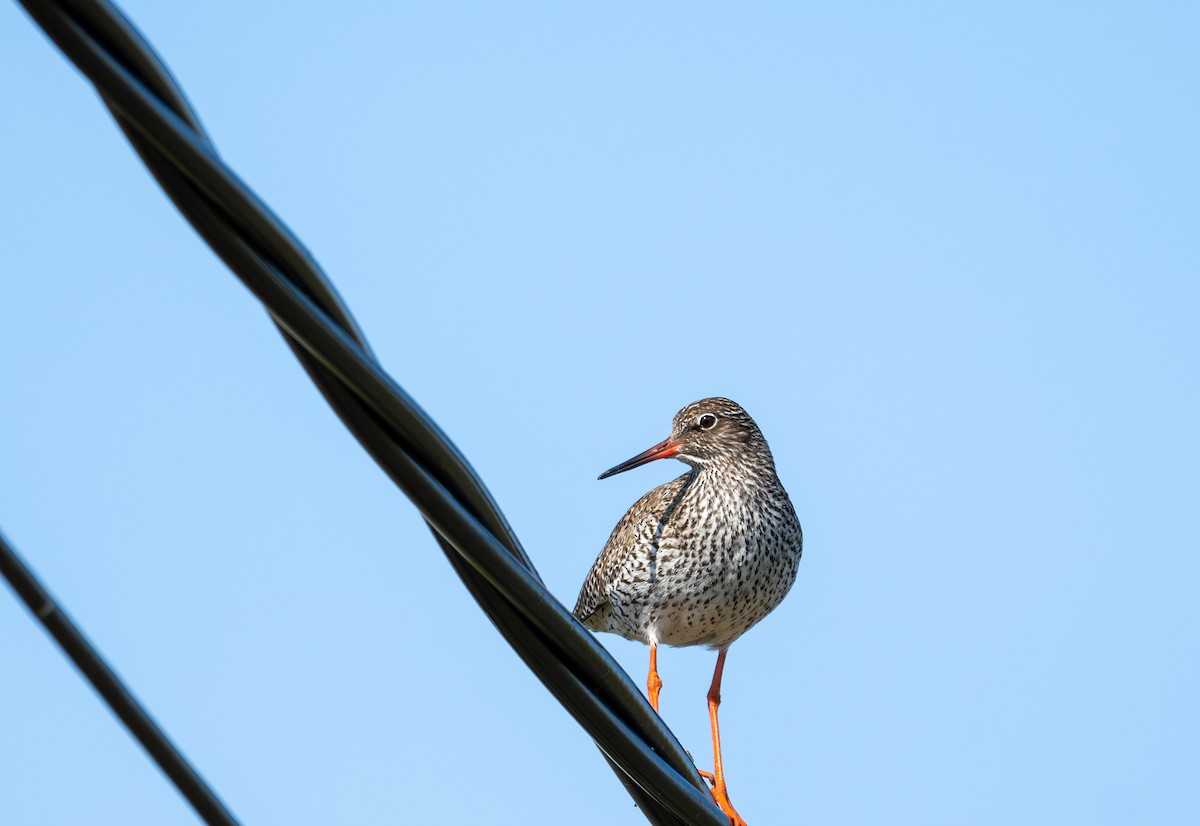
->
[0,532,242,826]
[9,1,730,823]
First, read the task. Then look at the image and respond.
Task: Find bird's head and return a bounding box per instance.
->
[598,397,772,480]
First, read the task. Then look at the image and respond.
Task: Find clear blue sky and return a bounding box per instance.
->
[2,3,1197,824]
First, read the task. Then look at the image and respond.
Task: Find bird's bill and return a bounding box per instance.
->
[598,438,681,480]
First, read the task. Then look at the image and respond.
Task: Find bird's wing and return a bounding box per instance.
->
[572,475,690,627]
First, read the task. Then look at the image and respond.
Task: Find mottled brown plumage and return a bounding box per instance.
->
[573,397,802,826]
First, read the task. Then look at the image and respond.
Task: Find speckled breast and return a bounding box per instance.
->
[615,475,803,650]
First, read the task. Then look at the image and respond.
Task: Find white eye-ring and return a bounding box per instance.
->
[698,413,718,430]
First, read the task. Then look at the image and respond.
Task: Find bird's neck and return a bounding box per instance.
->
[687,457,780,495]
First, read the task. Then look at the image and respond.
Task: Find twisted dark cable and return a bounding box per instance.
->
[0,532,242,826]
[11,1,729,823]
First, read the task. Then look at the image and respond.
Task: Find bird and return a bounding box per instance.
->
[573,397,803,826]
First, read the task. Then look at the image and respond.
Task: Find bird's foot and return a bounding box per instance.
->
[710,781,748,826]
[700,782,748,826]
[684,749,718,786]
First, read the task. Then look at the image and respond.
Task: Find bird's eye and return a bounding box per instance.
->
[698,413,718,430]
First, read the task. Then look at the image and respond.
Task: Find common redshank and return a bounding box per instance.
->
[573,397,803,826]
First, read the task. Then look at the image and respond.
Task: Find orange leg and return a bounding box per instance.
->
[647,641,663,712]
[707,648,748,826]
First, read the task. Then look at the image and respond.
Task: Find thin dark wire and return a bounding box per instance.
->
[0,532,241,826]
[11,1,729,825]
